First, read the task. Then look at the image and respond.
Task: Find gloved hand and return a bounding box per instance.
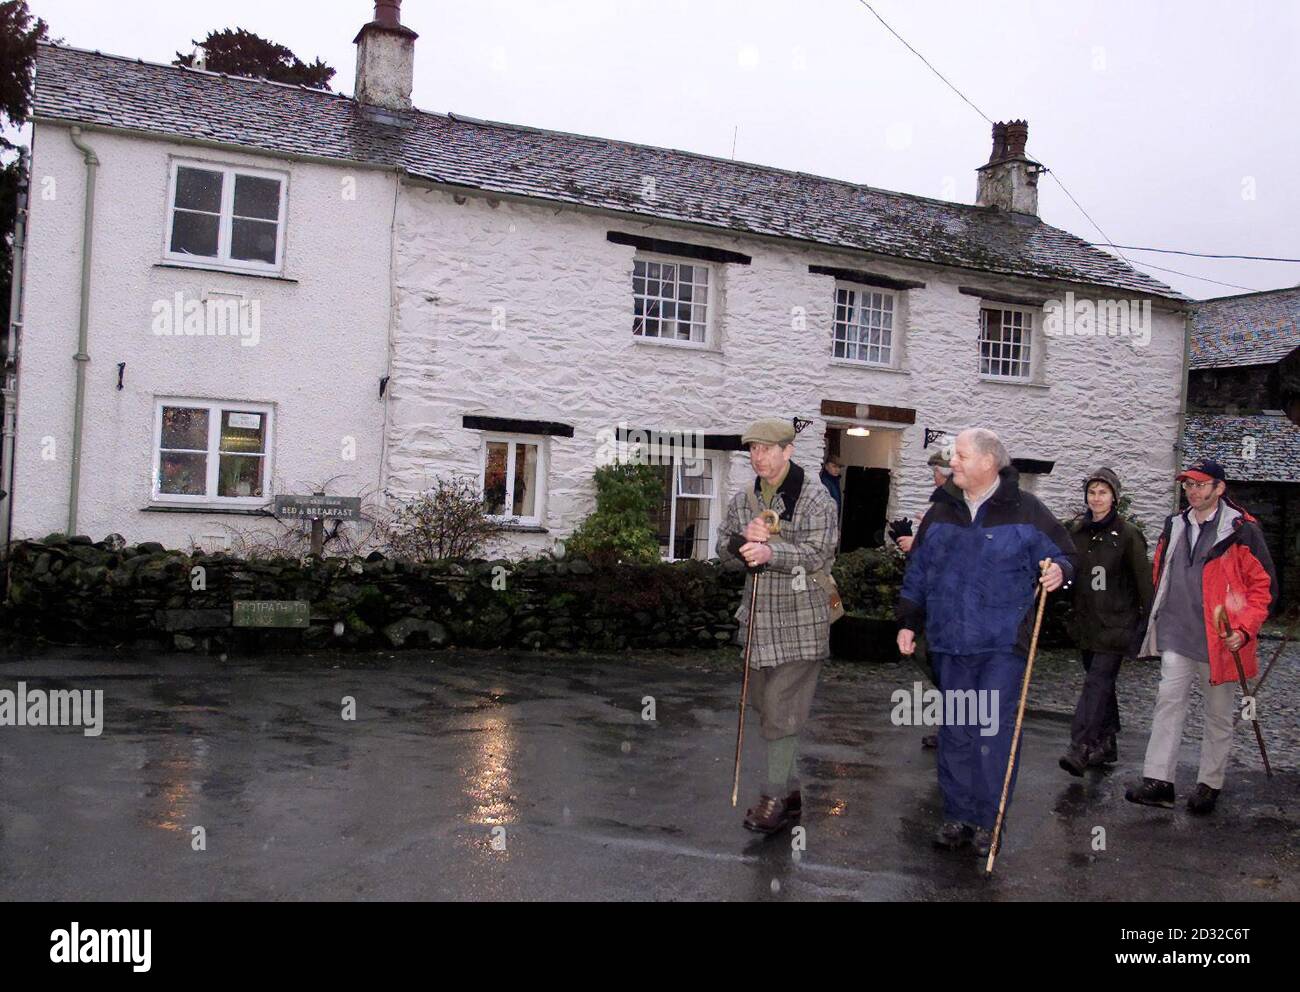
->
[887,517,913,543]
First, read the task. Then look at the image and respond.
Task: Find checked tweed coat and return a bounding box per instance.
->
[716,462,839,669]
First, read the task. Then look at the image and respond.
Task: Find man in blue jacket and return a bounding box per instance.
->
[897,428,1075,857]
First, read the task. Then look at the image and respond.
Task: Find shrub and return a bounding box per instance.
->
[565,463,664,565]
[832,546,907,620]
[384,476,502,562]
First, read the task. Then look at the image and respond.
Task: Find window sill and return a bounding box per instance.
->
[829,359,910,375]
[491,523,549,534]
[143,503,274,516]
[631,336,721,355]
[155,262,298,284]
[977,376,1050,390]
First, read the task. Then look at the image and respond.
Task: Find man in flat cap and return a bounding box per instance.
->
[716,417,840,834]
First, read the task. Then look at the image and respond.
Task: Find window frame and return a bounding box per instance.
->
[978,302,1037,381]
[653,451,719,562]
[163,158,290,275]
[631,251,715,349]
[480,433,548,527]
[151,398,274,506]
[832,280,901,368]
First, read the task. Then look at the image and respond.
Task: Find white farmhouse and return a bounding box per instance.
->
[5,1,1191,561]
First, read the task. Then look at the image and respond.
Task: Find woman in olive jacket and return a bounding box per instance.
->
[1060,467,1155,775]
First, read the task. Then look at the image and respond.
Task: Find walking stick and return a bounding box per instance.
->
[731,510,780,807]
[1213,605,1273,778]
[986,559,1053,876]
[731,569,761,807]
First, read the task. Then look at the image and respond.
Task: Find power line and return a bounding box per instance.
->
[1115,259,1260,292]
[854,0,992,124]
[852,0,1130,264]
[1040,170,1130,264]
[1087,244,1300,263]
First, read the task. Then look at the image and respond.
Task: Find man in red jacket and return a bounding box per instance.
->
[1126,459,1277,814]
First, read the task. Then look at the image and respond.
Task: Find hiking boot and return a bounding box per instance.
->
[1125,777,1175,808]
[743,794,794,834]
[921,734,939,750]
[1059,745,1089,777]
[1087,734,1118,767]
[973,825,1001,858]
[933,821,975,850]
[1187,783,1220,816]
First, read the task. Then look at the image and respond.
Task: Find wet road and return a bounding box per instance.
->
[0,649,1295,901]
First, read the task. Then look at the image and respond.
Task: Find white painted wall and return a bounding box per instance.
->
[12,125,394,548]
[385,184,1187,557]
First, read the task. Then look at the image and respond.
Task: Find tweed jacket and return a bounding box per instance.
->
[716,462,839,669]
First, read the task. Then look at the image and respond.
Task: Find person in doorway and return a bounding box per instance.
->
[820,455,843,519]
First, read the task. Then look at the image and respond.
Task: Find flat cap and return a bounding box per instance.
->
[742,417,796,447]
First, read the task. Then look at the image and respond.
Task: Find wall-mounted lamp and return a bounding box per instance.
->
[792,417,814,434]
[847,427,870,437]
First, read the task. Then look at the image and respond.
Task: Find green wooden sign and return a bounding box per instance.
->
[233,600,311,628]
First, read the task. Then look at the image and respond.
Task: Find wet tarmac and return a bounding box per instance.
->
[0,648,1295,901]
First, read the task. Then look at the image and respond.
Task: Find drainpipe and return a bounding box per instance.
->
[2,148,30,551]
[67,127,99,537]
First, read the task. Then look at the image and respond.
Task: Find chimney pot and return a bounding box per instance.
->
[1003,120,1029,160]
[375,0,401,29]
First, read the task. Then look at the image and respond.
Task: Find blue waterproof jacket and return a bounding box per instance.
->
[897,467,1076,657]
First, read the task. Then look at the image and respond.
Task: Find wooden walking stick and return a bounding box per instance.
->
[731,509,778,807]
[986,559,1053,875]
[1213,605,1273,778]
[731,570,761,807]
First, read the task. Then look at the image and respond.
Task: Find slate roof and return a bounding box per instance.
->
[31,43,1189,301]
[1183,413,1300,483]
[1189,288,1300,370]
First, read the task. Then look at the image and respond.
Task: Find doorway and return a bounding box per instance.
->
[825,425,899,552]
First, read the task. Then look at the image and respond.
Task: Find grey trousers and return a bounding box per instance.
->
[750,658,824,741]
[1142,650,1237,789]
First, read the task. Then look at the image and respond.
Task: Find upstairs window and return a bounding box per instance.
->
[979,305,1034,380]
[632,256,711,345]
[166,161,287,272]
[833,284,896,366]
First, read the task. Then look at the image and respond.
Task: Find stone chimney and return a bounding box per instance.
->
[975,120,1044,216]
[354,0,418,112]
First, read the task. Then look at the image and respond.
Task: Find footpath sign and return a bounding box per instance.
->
[232,601,311,628]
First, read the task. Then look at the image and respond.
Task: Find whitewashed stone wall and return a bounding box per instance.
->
[386,184,1187,557]
[12,126,394,548]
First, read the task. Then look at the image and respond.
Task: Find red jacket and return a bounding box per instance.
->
[1139,497,1277,685]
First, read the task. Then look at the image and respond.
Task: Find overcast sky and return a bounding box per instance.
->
[22,0,1300,300]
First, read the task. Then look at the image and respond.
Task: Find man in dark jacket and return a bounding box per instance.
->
[897,428,1076,857]
[1060,467,1154,775]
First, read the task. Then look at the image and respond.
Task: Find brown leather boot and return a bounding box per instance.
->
[743,794,793,834]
